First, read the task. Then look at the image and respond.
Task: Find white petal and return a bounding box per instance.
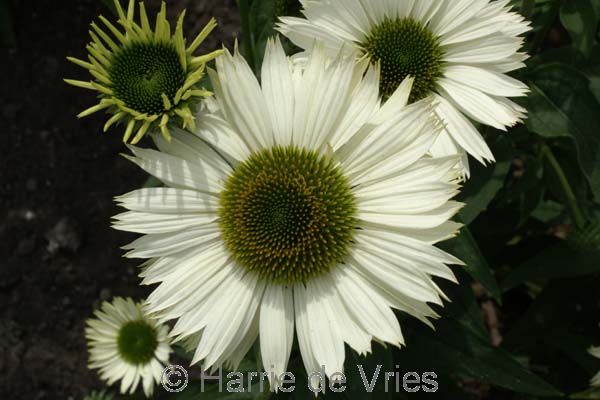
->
[332,267,404,347]
[443,65,529,98]
[437,78,520,129]
[433,94,494,163]
[112,211,216,234]
[124,145,226,194]
[259,284,294,389]
[211,49,273,150]
[304,278,345,378]
[194,271,265,367]
[122,224,220,258]
[261,37,295,146]
[293,283,322,388]
[115,187,219,214]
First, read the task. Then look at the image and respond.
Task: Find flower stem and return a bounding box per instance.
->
[541,144,586,230]
[236,0,256,71]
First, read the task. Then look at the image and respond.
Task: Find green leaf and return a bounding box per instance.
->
[440,227,502,302]
[571,387,600,399]
[401,279,562,397]
[501,243,600,291]
[504,276,600,352]
[342,344,394,400]
[524,63,600,202]
[249,0,301,73]
[560,0,600,57]
[249,0,278,72]
[459,134,513,225]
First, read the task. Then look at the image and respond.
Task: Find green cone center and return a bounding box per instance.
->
[363,17,443,102]
[117,320,158,365]
[219,146,357,284]
[110,42,186,115]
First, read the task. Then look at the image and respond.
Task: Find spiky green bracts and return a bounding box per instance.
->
[65,0,223,144]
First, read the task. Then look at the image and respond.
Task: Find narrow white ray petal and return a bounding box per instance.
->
[437,78,520,129]
[144,242,230,310]
[112,211,216,234]
[302,0,368,41]
[115,187,219,214]
[327,62,381,151]
[346,259,440,327]
[140,240,222,285]
[433,0,488,37]
[332,267,404,347]
[124,145,226,194]
[261,37,295,146]
[443,65,529,98]
[339,100,434,175]
[194,101,251,163]
[122,224,220,258]
[350,246,443,305]
[433,94,495,163]
[293,283,322,388]
[443,34,523,64]
[224,310,259,371]
[358,201,463,230]
[194,272,265,368]
[355,229,462,282]
[360,219,462,245]
[305,278,345,378]
[276,17,353,55]
[153,129,232,173]
[260,284,295,390]
[369,76,415,124]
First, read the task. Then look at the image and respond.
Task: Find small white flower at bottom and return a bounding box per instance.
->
[86,297,172,397]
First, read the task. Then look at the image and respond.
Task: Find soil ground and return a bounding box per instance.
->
[0,1,240,398]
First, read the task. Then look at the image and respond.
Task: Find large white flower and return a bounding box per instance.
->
[277,0,531,174]
[113,38,463,388]
[85,297,171,397]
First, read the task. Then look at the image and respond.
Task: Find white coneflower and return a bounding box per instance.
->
[65,0,222,143]
[86,297,171,397]
[277,0,531,174]
[113,38,463,389]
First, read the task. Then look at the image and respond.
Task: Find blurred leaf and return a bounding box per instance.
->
[83,390,114,400]
[249,0,279,72]
[560,0,600,57]
[571,387,600,399]
[530,200,565,223]
[544,330,600,375]
[524,63,600,202]
[504,276,600,352]
[401,279,562,397]
[502,243,600,291]
[459,135,513,225]
[343,344,394,400]
[249,0,300,73]
[440,227,502,302]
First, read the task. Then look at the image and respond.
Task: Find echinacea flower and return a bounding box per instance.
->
[65,0,222,144]
[277,0,531,174]
[86,297,171,397]
[113,39,463,388]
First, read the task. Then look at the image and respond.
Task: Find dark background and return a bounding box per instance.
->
[0,1,240,398]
